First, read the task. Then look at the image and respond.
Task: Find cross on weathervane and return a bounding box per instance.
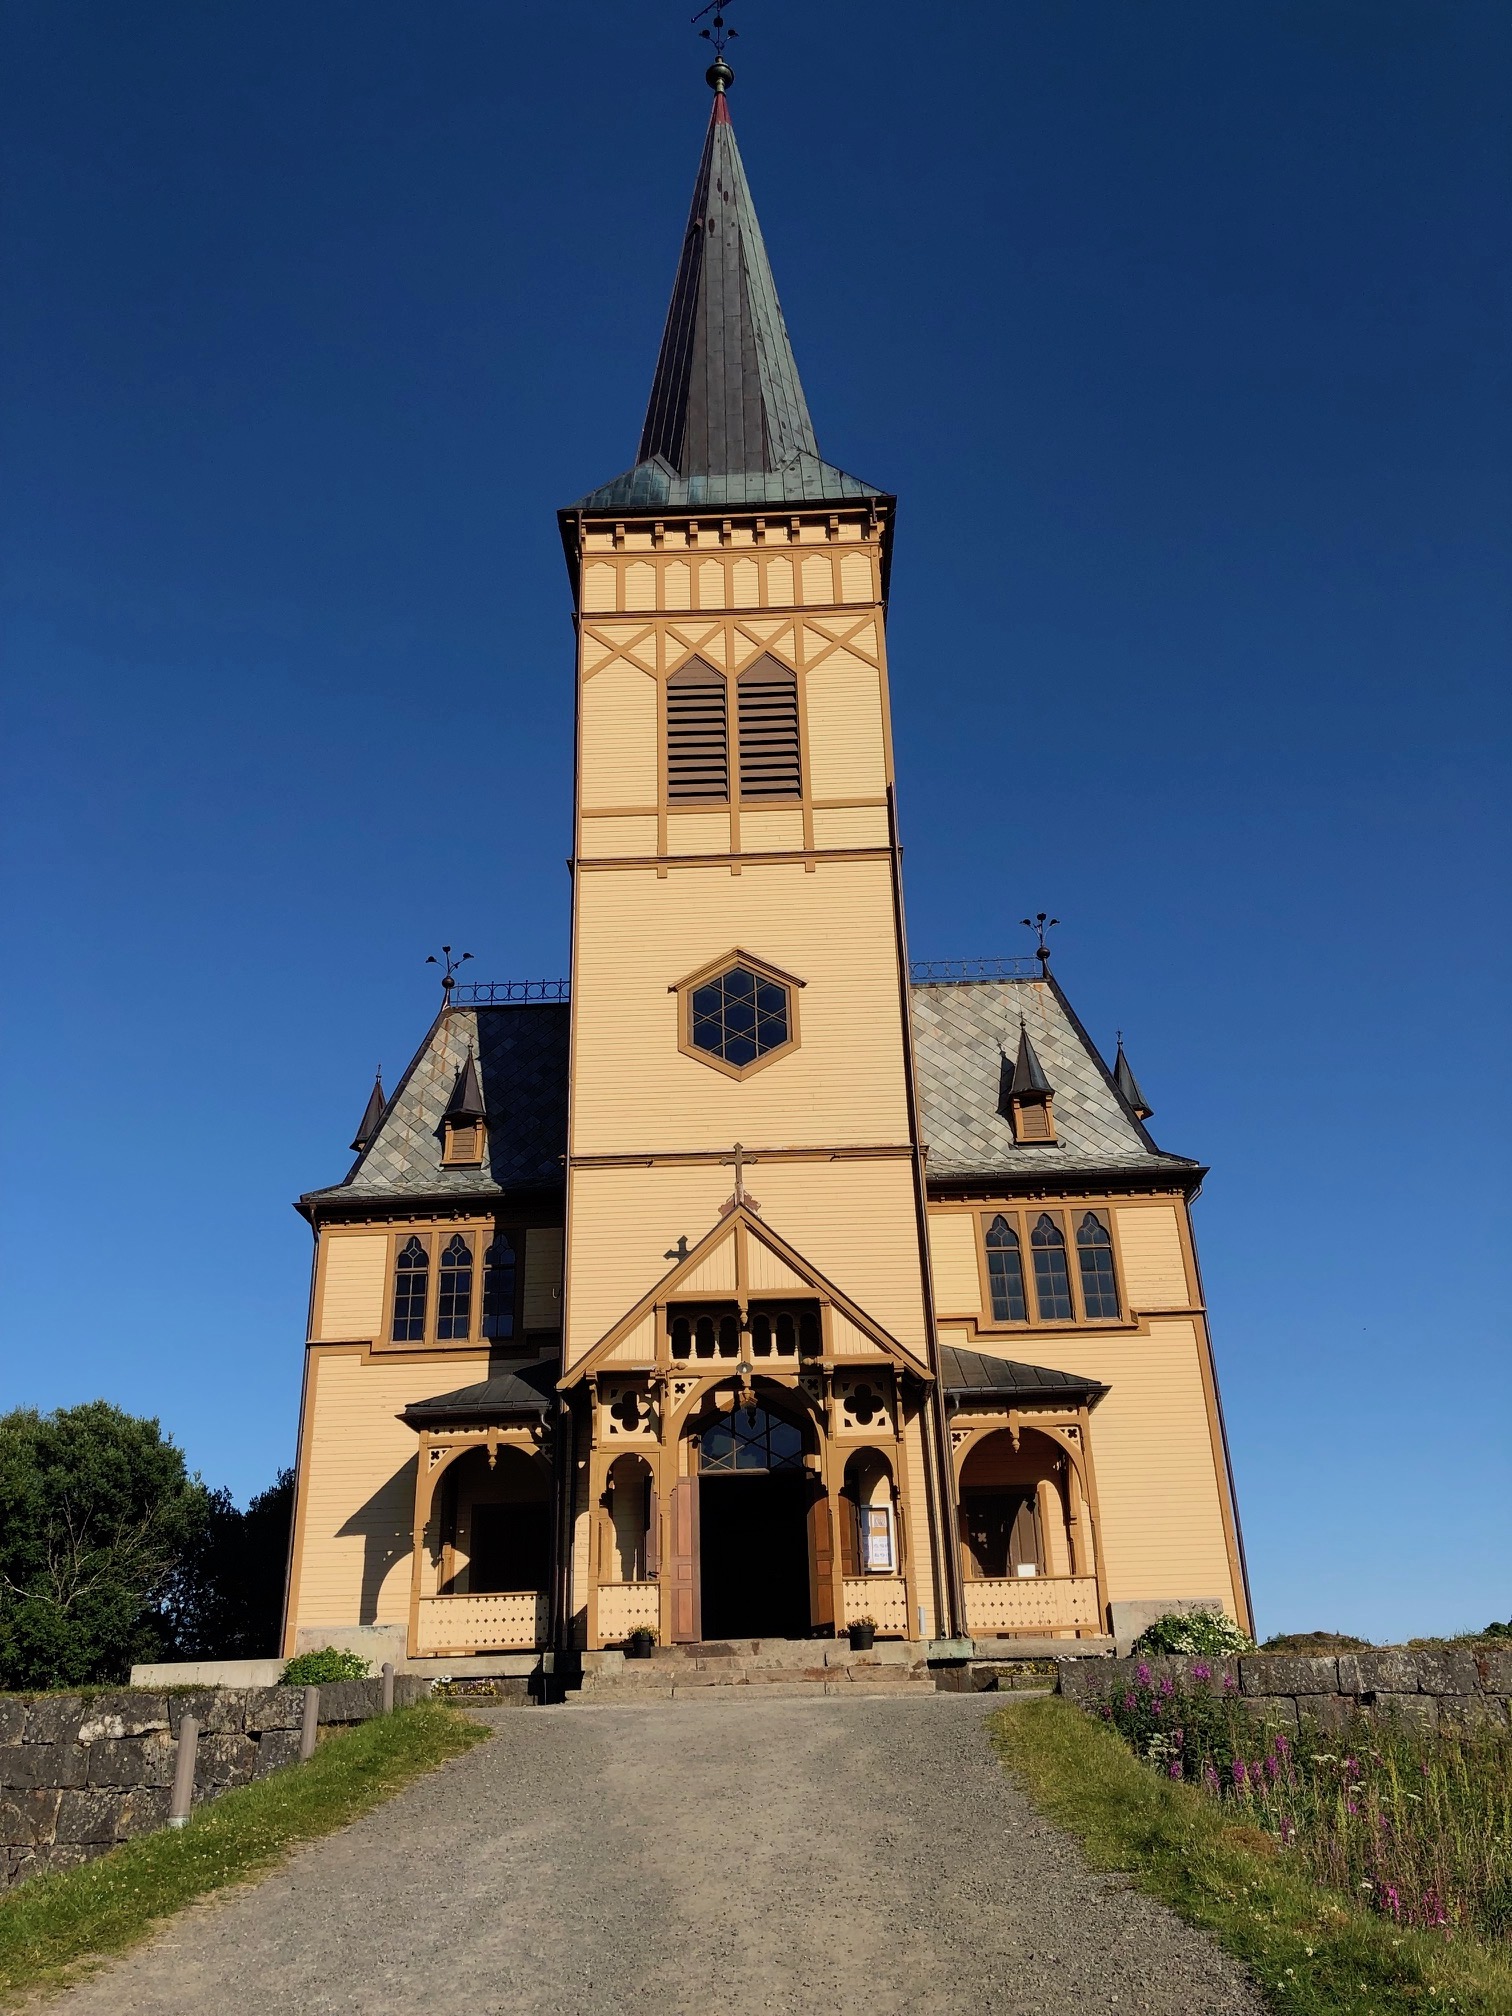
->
[719,1141,760,1217]
[1020,913,1059,975]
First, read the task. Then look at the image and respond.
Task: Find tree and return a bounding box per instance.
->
[0,1402,212,1689]
[163,1468,294,1660]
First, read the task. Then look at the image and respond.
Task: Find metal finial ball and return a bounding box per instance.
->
[706,57,734,93]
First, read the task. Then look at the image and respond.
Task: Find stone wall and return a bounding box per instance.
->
[0,1676,430,1888]
[1059,1646,1512,1731]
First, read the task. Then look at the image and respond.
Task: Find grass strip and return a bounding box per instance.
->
[0,1702,489,2007]
[991,1698,1512,2016]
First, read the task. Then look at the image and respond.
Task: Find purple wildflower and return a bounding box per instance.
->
[1168,1760,1182,1778]
[1233,1759,1248,1786]
[1192,1661,1212,1681]
[1136,1662,1152,1685]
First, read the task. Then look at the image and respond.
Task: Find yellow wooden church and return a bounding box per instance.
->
[281,61,1250,1669]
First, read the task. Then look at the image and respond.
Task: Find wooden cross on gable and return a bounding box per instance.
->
[718,1141,760,1217]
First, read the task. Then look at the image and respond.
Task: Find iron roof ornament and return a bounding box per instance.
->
[425,944,473,1002]
[1020,913,1059,975]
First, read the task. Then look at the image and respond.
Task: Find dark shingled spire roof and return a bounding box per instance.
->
[350,1073,386,1155]
[1008,1020,1053,1098]
[1114,1037,1153,1120]
[568,83,883,515]
[444,1048,486,1125]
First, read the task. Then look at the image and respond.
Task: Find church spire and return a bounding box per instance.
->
[349,1071,386,1155]
[569,68,882,515]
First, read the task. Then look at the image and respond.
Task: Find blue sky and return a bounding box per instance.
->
[3,2,1507,1641]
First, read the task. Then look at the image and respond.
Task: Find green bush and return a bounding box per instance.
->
[280,1647,369,1685]
[1131,1609,1255,1657]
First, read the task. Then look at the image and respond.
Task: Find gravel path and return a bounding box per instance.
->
[50,1693,1265,2016]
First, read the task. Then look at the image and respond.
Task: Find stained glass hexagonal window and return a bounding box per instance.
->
[677,951,801,1078]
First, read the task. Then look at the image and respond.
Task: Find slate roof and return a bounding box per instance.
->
[300,1004,568,1210]
[911,977,1200,1184]
[568,88,882,518]
[941,1345,1108,1408]
[400,1359,557,1428]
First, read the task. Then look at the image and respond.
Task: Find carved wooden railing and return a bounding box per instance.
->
[414,1591,547,1653]
[841,1577,909,1634]
[963,1575,1102,1636]
[597,1583,661,1641]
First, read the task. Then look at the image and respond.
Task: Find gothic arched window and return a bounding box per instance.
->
[391,1235,429,1342]
[482,1235,516,1340]
[1030,1212,1074,1322]
[984,1214,1027,1322]
[1076,1212,1121,1318]
[436,1234,473,1340]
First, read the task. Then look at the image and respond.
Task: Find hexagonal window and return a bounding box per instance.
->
[675,950,803,1080]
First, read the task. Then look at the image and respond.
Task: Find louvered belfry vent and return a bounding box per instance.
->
[666,659,729,801]
[738,657,801,800]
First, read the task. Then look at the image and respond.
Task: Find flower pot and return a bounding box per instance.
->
[625,1638,655,1660]
[847,1624,876,1651]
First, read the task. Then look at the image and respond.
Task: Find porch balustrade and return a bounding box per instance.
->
[414,1591,547,1653]
[963,1574,1102,1636]
[597,1582,661,1641]
[841,1576,909,1634]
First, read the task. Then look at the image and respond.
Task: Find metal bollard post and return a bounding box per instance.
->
[381,1662,395,1714]
[168,1714,198,1828]
[299,1685,320,1762]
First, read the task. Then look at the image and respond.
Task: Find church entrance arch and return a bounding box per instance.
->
[690,1395,817,1641]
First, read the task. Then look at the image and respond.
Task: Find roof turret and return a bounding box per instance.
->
[1114,1035,1153,1120]
[444,1048,486,1125]
[349,1072,386,1154]
[1007,1020,1053,1097]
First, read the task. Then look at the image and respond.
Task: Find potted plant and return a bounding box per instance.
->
[625,1626,657,1659]
[847,1617,877,1651]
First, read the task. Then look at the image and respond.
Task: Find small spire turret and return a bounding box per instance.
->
[1114,1033,1153,1121]
[350,1070,386,1154]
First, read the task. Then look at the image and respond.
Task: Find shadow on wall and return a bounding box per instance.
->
[337,1458,416,1625]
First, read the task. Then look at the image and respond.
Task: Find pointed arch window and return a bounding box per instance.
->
[737,656,801,800]
[984,1215,1028,1322]
[482,1235,517,1340]
[666,658,728,802]
[436,1234,474,1340]
[391,1235,430,1342]
[1030,1212,1074,1322]
[1076,1212,1121,1318]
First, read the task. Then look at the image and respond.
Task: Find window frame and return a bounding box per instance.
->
[974,1205,1129,1330]
[672,947,804,1081]
[371,1218,532,1352]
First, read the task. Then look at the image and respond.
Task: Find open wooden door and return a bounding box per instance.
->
[669,1478,701,1643]
[807,1483,836,1634]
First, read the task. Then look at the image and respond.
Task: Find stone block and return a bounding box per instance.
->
[166,1690,222,1736]
[1474,1648,1512,1694]
[55,1789,126,1846]
[393,1677,432,1708]
[39,1843,96,1875]
[1337,1651,1418,1695]
[1366,1693,1438,1731]
[253,1729,302,1776]
[196,1689,253,1735]
[1109,1597,1227,1657]
[1297,1693,1357,1734]
[194,1733,257,1790]
[0,1742,88,1790]
[1436,1694,1509,1733]
[77,1692,170,1741]
[1240,1655,1339,1697]
[87,1733,175,1789]
[116,1786,171,1837]
[1410,1648,1485,1697]
[0,1699,25,1745]
[244,1686,304,1733]
[315,1680,380,1726]
[1240,1696,1299,1732]
[0,1788,61,1847]
[22,1696,85,1745]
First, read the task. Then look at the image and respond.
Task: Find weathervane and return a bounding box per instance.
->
[697,0,741,86]
[425,945,473,1000]
[1020,913,1059,974]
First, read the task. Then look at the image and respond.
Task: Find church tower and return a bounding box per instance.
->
[279,53,1250,1675]
[556,60,958,1646]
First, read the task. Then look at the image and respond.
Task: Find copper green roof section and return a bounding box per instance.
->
[570,82,883,515]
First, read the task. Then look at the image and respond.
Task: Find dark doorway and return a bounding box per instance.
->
[698,1472,811,1639]
[467,1502,550,1593]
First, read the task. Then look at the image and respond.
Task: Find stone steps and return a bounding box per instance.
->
[573,1636,938,1702]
